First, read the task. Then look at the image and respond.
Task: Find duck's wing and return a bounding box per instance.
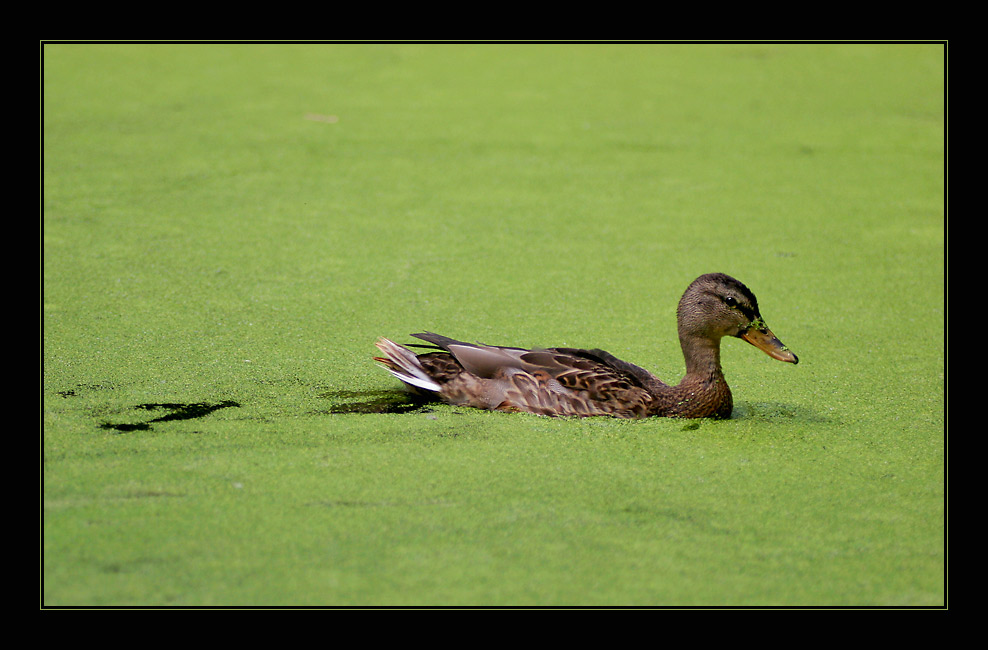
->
[554,347,670,391]
[412,332,662,387]
[410,334,659,416]
[408,332,471,352]
[502,347,659,417]
[385,333,665,417]
[410,332,528,354]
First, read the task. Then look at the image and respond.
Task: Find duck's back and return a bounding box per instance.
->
[409,335,662,417]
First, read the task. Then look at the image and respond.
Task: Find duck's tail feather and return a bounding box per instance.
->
[374,338,442,393]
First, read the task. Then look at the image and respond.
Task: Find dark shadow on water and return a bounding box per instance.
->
[733,401,833,424]
[318,389,435,415]
[100,401,241,432]
[674,401,831,432]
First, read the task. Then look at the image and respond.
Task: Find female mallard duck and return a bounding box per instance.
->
[374,273,797,419]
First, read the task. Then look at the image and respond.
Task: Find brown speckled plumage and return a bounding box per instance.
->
[374,273,797,419]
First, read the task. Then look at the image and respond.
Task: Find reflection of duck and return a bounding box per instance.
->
[375,273,797,419]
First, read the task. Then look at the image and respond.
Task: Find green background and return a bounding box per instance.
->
[43,43,945,606]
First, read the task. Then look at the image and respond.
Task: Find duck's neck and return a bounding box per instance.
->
[657,334,732,419]
[679,334,725,382]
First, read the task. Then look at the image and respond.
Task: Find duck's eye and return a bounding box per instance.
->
[723,296,738,308]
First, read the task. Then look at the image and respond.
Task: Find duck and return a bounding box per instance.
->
[373,273,797,419]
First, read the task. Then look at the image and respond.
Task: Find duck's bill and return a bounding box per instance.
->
[740,327,799,364]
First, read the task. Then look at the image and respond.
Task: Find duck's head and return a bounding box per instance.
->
[677,273,798,364]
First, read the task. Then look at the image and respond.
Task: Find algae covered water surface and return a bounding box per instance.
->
[43,43,945,607]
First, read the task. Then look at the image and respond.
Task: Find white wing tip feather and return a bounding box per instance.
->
[375,338,442,393]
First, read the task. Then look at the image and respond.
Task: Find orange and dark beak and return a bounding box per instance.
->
[740,325,798,364]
